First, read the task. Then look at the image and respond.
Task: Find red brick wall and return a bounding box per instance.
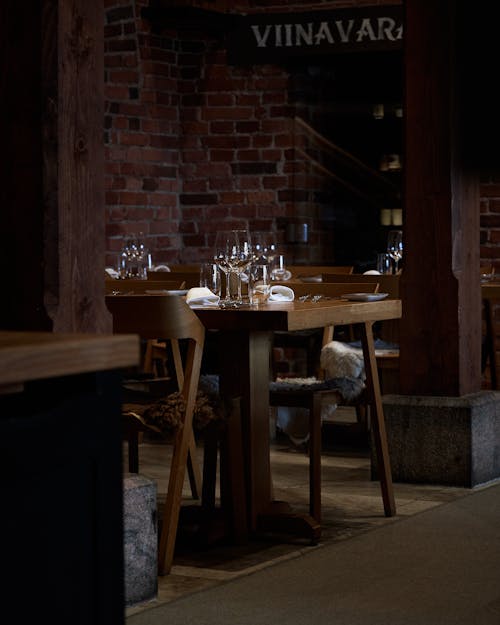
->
[104,0,498,274]
[103,0,406,269]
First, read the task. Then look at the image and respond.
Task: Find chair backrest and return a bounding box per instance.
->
[288,265,354,280]
[322,273,400,344]
[271,282,379,380]
[148,270,200,289]
[322,273,399,298]
[105,279,185,293]
[105,294,205,394]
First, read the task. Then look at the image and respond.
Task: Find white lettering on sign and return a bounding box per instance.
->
[250,16,402,48]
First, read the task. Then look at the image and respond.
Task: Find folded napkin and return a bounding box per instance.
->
[105,267,120,279]
[268,285,295,301]
[186,287,220,306]
[363,270,381,275]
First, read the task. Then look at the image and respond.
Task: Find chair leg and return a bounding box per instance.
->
[158,423,192,575]
[308,393,322,524]
[186,431,202,500]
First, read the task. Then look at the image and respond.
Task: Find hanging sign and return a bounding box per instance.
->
[227,6,403,64]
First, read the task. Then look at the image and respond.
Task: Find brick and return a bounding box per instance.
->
[202,136,249,149]
[480,184,500,198]
[184,180,208,193]
[210,149,234,162]
[231,162,277,175]
[202,107,255,121]
[180,193,218,205]
[106,39,137,53]
[106,6,134,23]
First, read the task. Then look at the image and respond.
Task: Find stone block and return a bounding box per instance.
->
[123,474,157,606]
[376,391,500,487]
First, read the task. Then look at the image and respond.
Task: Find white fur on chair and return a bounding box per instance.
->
[320,341,365,381]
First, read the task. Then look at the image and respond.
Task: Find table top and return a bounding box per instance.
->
[193,298,402,332]
[0,331,140,387]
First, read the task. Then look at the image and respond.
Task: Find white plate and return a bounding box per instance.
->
[341,292,389,302]
[298,275,322,283]
[145,289,188,296]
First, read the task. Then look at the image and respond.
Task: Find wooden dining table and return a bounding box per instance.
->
[193,296,402,541]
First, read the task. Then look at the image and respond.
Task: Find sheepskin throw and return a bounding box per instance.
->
[320,341,365,381]
[270,375,364,403]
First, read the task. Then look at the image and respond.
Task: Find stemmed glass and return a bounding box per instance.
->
[227,229,253,304]
[253,231,277,267]
[386,230,403,274]
[214,231,234,307]
[214,229,253,307]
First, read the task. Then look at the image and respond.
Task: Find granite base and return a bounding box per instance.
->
[124,474,157,607]
[375,391,500,487]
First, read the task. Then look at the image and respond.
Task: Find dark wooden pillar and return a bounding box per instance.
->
[399,0,481,396]
[1,0,110,334]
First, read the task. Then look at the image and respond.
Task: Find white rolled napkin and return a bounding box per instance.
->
[186,287,220,306]
[268,285,295,301]
[363,270,381,275]
[105,267,120,279]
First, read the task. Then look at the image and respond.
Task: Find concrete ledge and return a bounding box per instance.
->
[124,474,157,607]
[376,391,500,487]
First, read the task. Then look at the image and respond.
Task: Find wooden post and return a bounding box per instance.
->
[399,0,481,396]
[1,0,110,334]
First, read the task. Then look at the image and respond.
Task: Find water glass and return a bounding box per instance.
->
[200,262,221,296]
[271,254,288,281]
[377,253,392,274]
[249,264,270,306]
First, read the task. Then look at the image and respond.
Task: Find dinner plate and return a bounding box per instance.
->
[298,275,322,283]
[341,292,389,302]
[145,289,188,296]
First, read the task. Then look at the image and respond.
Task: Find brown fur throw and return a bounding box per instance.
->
[141,382,223,436]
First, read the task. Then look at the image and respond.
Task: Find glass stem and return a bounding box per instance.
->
[237,273,242,302]
[223,270,231,301]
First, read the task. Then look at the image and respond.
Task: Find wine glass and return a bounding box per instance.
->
[214,231,234,307]
[227,229,253,304]
[386,230,403,274]
[253,231,277,266]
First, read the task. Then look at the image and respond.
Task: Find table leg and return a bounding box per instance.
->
[357,321,396,517]
[217,330,273,529]
[217,329,321,541]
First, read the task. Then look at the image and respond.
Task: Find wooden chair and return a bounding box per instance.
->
[147,270,200,289]
[105,294,206,575]
[272,281,380,378]
[269,281,380,525]
[288,265,354,281]
[106,280,187,378]
[105,278,186,293]
[322,273,400,393]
